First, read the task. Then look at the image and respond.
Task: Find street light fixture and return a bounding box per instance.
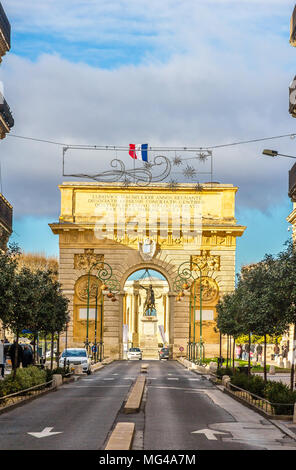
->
[86,261,120,362]
[173,260,204,365]
[262,149,296,159]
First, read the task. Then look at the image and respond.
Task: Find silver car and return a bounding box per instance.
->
[59,348,91,374]
[127,347,142,360]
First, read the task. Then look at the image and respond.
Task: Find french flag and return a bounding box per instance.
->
[129,144,148,161]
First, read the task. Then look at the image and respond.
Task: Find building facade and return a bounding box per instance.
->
[0,2,13,139]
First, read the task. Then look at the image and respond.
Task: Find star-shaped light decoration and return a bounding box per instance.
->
[183,164,197,179]
[197,152,208,163]
[168,179,179,191]
[194,182,203,192]
[172,155,183,166]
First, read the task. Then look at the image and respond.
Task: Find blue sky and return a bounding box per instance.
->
[1,0,296,273]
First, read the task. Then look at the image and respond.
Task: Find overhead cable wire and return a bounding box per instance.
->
[7,132,296,151]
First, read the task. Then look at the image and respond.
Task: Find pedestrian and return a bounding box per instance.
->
[243,343,250,361]
[236,344,242,359]
[0,340,5,378]
[274,343,280,359]
[9,341,23,369]
[22,345,33,368]
[282,345,288,359]
[256,343,263,362]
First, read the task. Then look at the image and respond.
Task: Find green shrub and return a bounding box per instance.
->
[264,381,296,415]
[231,372,250,389]
[45,367,70,382]
[0,366,47,397]
[216,367,234,378]
[230,373,265,398]
[247,375,266,398]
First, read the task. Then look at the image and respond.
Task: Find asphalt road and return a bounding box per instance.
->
[0,360,295,450]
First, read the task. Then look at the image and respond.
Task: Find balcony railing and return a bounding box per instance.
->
[289,163,296,200]
[0,92,14,130]
[0,2,10,48]
[0,194,12,232]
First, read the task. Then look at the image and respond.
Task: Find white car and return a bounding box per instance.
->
[59,348,91,374]
[127,347,142,360]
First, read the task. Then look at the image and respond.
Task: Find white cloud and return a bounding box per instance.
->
[0,0,295,219]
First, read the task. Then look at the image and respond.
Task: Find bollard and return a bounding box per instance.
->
[209,362,218,372]
[222,375,231,387]
[269,365,275,375]
[52,374,63,388]
[293,403,296,424]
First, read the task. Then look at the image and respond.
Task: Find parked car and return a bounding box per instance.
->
[127,347,142,360]
[59,348,91,374]
[159,347,169,360]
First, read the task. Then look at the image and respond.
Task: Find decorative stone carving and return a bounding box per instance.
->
[191,251,220,274]
[75,275,100,302]
[193,277,219,303]
[74,249,104,271]
[138,238,156,261]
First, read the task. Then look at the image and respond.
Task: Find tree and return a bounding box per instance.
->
[216,287,246,370]
[4,267,40,377]
[35,270,69,369]
[236,258,288,381]
[0,243,21,337]
[271,241,296,390]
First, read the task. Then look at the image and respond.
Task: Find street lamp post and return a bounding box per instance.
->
[86,261,119,362]
[174,260,203,365]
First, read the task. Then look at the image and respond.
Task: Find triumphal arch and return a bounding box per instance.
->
[50,182,245,359]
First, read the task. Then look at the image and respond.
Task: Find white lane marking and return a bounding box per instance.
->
[64,385,129,388]
[191,429,228,440]
[28,427,63,439]
[188,378,200,381]
[103,378,114,381]
[167,378,179,381]
[123,377,136,380]
[149,386,208,391]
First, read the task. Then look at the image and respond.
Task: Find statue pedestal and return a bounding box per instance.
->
[140,316,159,359]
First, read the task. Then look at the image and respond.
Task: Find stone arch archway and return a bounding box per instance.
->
[51,182,245,359]
[120,265,173,359]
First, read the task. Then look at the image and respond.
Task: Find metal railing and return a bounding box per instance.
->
[0,2,10,48]
[187,341,205,363]
[0,193,12,231]
[0,94,14,129]
[289,162,296,200]
[226,381,295,416]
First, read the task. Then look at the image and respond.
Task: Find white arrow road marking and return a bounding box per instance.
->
[191,429,229,440]
[28,427,63,439]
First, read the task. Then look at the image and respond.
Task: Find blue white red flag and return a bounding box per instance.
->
[129,144,148,161]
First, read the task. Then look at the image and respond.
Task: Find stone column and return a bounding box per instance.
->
[132,283,140,347]
[118,291,125,359]
[168,292,175,357]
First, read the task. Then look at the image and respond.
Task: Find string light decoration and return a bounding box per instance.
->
[62,146,213,189]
